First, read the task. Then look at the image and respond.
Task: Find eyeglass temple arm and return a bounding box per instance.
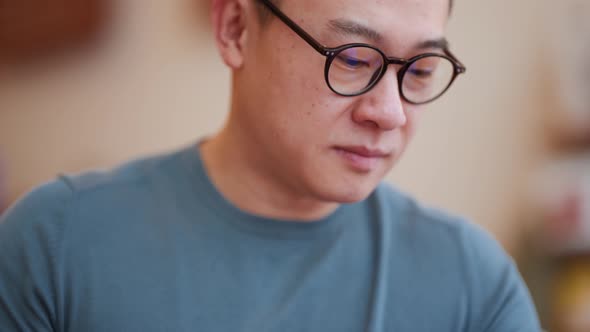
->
[445,48,466,73]
[258,0,330,55]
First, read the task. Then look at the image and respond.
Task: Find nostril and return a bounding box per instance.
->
[360,120,380,129]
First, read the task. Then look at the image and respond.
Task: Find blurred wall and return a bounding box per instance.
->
[0,0,548,252]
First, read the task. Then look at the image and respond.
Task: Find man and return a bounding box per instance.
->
[0,0,541,331]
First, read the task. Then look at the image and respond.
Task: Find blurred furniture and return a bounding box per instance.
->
[552,256,590,332]
[525,157,590,331]
[0,0,109,63]
[521,2,590,330]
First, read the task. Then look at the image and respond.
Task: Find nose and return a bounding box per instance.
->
[350,69,407,131]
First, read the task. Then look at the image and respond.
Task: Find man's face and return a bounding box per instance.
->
[235,0,449,203]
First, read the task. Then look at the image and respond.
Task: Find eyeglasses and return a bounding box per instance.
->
[258,0,466,105]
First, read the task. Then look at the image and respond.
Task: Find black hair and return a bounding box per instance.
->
[256,0,454,24]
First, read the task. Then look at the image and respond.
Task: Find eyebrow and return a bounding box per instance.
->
[415,38,449,50]
[327,18,449,51]
[327,19,383,43]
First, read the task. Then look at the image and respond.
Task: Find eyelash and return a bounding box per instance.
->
[337,55,369,68]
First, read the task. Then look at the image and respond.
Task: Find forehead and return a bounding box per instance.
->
[281,0,449,51]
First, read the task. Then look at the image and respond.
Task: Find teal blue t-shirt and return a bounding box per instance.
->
[0,144,541,331]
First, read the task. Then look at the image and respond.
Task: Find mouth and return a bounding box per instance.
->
[333,146,391,172]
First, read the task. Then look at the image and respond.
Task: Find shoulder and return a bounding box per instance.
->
[1,146,190,238]
[0,147,190,330]
[0,179,74,329]
[60,146,188,195]
[370,182,491,250]
[372,182,515,274]
[0,178,74,242]
[370,183,541,330]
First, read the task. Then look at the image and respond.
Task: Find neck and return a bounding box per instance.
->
[199,115,339,222]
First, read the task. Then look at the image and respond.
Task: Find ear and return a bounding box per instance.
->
[211,0,249,69]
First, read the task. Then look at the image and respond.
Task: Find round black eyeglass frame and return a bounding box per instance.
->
[258,0,467,105]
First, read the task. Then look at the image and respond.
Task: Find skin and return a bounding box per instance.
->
[202,0,450,221]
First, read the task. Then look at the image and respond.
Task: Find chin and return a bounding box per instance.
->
[312,179,379,204]
[299,152,390,204]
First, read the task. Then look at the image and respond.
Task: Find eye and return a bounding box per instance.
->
[407,57,441,78]
[408,68,434,78]
[335,54,369,69]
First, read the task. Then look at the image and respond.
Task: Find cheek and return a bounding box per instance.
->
[271,42,329,99]
[278,101,333,145]
[273,80,349,143]
[258,45,358,149]
[404,106,424,136]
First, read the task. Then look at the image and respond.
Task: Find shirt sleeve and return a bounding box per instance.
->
[461,222,542,332]
[0,179,73,332]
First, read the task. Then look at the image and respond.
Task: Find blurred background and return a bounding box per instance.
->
[1,0,589,330]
